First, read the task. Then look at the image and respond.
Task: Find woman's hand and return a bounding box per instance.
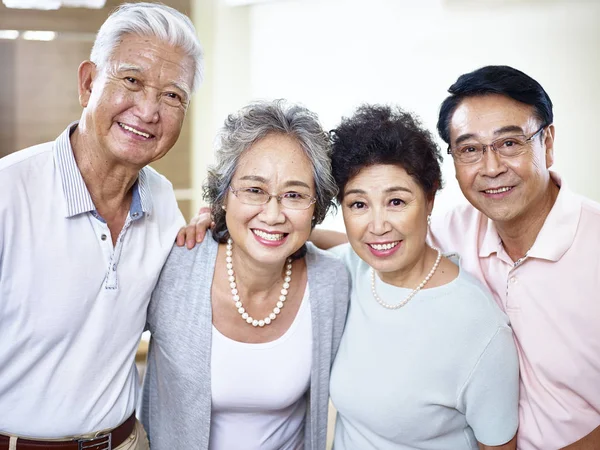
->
[176,206,214,249]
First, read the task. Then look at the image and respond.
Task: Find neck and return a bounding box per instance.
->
[378,244,436,288]
[495,181,560,262]
[71,125,139,212]
[227,244,289,298]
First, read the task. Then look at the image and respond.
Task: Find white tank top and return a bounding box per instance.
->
[209,285,312,450]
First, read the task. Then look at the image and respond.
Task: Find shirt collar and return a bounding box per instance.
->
[478,171,581,262]
[54,121,154,218]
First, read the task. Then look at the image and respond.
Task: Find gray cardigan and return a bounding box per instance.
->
[140,234,349,450]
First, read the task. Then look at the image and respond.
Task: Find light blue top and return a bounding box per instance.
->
[329,244,519,450]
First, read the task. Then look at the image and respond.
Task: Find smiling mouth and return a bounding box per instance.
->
[252,229,287,241]
[368,241,400,251]
[118,122,154,139]
[483,186,513,194]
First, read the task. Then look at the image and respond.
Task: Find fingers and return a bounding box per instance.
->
[176,226,187,247]
[175,206,215,249]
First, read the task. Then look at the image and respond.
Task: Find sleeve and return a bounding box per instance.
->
[330,261,350,365]
[328,243,355,275]
[458,326,520,446]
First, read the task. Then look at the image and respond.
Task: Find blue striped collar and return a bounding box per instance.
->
[54,121,154,218]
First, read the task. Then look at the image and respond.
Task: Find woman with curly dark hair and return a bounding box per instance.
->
[325,104,519,450]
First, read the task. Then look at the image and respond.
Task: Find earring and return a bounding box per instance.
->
[312,216,315,220]
[427,215,431,226]
[221,205,226,211]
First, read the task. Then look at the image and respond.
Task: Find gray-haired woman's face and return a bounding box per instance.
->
[223,133,316,265]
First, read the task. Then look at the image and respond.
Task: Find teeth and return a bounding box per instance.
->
[119,123,151,138]
[485,187,511,194]
[369,241,399,251]
[253,230,285,241]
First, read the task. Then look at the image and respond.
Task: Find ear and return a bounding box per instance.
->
[543,124,556,169]
[426,195,435,217]
[78,61,97,108]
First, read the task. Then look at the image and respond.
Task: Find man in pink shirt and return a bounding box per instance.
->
[431,65,600,450]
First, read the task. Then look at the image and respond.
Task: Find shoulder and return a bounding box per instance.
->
[580,194,600,221]
[306,242,348,273]
[162,232,219,273]
[0,143,55,209]
[141,165,173,189]
[429,203,486,254]
[446,260,510,329]
[327,242,364,276]
[140,165,177,203]
[0,142,53,176]
[431,203,483,235]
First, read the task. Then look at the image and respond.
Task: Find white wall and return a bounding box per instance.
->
[244,0,600,230]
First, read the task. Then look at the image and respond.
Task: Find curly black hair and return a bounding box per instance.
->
[331,104,443,202]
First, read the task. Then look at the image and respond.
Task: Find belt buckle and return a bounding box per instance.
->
[77,433,112,450]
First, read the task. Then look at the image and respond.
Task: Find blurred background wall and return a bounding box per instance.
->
[1,0,599,230]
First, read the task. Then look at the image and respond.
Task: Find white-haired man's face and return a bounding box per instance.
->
[77,33,194,170]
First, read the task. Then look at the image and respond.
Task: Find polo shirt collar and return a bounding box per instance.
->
[54,121,154,218]
[478,171,580,262]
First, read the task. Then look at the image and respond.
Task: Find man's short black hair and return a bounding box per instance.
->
[437,65,554,144]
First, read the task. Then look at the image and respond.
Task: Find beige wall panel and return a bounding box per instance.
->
[13,39,91,150]
[0,0,192,33]
[177,198,191,222]
[0,42,16,157]
[150,111,192,190]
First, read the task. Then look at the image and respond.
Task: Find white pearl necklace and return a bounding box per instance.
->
[226,238,292,327]
[371,247,442,310]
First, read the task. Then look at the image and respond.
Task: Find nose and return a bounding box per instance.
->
[480,147,508,178]
[259,196,285,225]
[135,91,160,124]
[368,206,391,236]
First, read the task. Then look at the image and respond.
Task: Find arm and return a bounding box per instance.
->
[176,205,348,250]
[479,435,516,450]
[461,326,520,449]
[309,228,348,250]
[560,425,600,449]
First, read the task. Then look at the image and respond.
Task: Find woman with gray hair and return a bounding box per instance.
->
[140,99,349,450]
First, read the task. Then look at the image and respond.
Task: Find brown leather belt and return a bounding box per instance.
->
[0,413,136,450]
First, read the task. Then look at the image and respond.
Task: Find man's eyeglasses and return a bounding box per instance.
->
[229,186,316,210]
[448,125,547,165]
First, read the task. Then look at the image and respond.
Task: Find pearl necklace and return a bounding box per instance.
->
[370,247,442,310]
[226,238,292,327]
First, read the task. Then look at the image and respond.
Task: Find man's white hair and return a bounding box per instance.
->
[90,2,203,93]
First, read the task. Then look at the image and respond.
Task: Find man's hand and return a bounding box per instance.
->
[176,206,214,249]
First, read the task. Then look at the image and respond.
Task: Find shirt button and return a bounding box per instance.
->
[132,212,139,218]
[101,234,107,241]
[510,277,517,284]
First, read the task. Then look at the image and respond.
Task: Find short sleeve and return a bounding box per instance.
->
[459,325,519,445]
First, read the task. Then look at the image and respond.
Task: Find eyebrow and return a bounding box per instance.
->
[344,186,413,196]
[454,125,526,146]
[114,63,191,100]
[238,175,312,190]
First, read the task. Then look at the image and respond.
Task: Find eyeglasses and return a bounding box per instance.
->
[448,125,546,165]
[229,186,316,210]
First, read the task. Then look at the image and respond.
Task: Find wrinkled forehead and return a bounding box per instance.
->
[107,33,194,94]
[449,94,538,141]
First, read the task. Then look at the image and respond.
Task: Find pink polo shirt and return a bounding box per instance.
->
[429,172,600,450]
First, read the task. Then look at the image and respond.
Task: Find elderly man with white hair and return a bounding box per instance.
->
[0,3,202,449]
